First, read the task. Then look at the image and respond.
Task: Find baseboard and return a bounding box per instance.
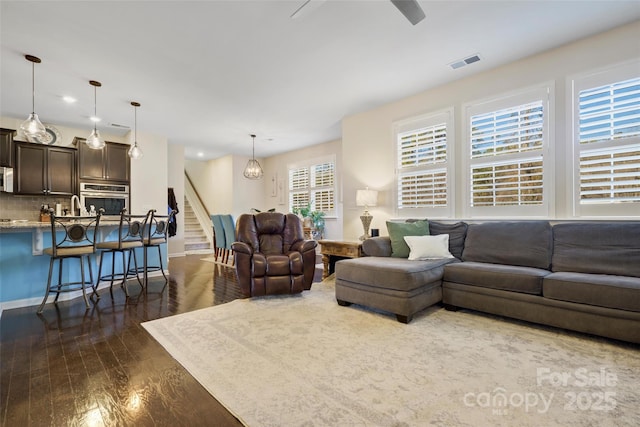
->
[0,270,169,317]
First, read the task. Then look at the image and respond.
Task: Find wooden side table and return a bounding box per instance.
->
[318,240,363,279]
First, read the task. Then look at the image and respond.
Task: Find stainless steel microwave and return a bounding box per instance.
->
[0,167,13,192]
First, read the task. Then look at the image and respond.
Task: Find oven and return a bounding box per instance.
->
[0,167,13,192]
[80,182,129,216]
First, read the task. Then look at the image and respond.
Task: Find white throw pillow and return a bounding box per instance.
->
[403,234,454,260]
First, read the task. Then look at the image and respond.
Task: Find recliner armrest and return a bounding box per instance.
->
[291,239,317,253]
[231,241,253,255]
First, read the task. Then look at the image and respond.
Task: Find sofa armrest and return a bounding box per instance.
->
[363,237,392,257]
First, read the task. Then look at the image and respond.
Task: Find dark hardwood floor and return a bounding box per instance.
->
[1,254,321,426]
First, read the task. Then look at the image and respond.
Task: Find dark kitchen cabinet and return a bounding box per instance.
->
[14,142,77,195]
[0,128,15,167]
[75,138,130,183]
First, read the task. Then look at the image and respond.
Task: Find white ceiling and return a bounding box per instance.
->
[1,1,639,160]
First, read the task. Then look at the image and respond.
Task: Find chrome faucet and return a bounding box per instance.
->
[70,195,81,216]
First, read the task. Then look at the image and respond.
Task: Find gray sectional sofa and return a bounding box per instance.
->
[334,220,640,344]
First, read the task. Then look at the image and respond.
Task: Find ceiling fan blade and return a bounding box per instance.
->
[290,0,327,19]
[390,0,426,25]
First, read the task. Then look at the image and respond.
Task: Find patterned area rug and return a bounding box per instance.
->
[142,277,640,426]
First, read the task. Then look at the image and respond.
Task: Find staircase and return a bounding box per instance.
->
[183,198,212,253]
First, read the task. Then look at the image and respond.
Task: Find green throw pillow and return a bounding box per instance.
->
[386,220,430,258]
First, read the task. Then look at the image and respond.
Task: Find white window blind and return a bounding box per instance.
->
[575,74,640,213]
[288,158,336,216]
[470,101,544,207]
[579,77,640,144]
[464,85,551,217]
[395,109,453,217]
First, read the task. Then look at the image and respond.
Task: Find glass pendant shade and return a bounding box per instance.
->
[128,101,143,159]
[86,127,105,149]
[243,159,264,179]
[21,55,47,139]
[128,142,143,160]
[86,80,104,149]
[243,134,263,179]
[20,112,47,139]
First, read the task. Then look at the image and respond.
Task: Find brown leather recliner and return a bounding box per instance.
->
[232,212,318,297]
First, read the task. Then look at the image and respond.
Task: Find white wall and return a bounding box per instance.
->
[262,139,343,239]
[341,21,640,240]
[168,143,185,256]
[129,130,167,216]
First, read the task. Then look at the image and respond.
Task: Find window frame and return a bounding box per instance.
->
[569,60,640,218]
[393,107,455,218]
[462,83,555,218]
[288,154,337,217]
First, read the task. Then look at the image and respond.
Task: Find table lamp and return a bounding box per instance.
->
[356,188,378,241]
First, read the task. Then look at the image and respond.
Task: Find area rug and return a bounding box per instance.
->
[142,277,640,426]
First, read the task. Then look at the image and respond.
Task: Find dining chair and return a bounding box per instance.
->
[37,209,103,314]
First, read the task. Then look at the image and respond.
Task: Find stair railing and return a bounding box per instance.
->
[185,171,214,251]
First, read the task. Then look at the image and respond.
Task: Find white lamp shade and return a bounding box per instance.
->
[356,189,378,207]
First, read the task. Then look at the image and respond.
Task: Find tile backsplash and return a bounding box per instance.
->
[0,193,73,221]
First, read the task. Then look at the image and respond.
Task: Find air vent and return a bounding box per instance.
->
[449,54,481,70]
[108,123,130,129]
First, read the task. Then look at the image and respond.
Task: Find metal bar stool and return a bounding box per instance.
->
[96,209,145,297]
[37,209,103,314]
[133,209,176,290]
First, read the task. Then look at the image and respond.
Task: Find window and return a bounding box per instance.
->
[572,61,640,217]
[395,109,454,217]
[288,157,336,216]
[463,85,553,217]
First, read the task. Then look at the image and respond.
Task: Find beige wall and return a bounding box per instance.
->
[341,21,640,240]
[168,143,185,256]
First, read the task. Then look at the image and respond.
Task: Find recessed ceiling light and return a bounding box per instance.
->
[62,96,77,103]
[197,152,204,158]
[90,116,101,123]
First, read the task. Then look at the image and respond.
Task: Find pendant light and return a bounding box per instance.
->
[20,54,47,139]
[243,134,263,179]
[128,101,143,160]
[86,80,105,149]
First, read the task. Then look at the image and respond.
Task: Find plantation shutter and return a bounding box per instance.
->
[288,158,336,216]
[397,121,449,210]
[578,77,640,206]
[469,100,545,207]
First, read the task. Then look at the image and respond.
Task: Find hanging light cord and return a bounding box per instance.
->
[93,85,97,130]
[30,61,36,113]
[134,104,137,144]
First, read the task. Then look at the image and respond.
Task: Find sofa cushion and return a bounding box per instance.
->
[362,236,392,257]
[428,221,468,259]
[407,219,468,259]
[551,222,640,278]
[335,256,454,292]
[443,261,550,295]
[386,220,429,258]
[544,272,640,313]
[404,235,454,260]
[462,221,552,269]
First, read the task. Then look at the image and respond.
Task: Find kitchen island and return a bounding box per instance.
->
[0,219,166,311]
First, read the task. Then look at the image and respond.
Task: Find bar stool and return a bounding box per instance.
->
[96,209,146,297]
[37,209,103,314]
[133,209,177,290]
